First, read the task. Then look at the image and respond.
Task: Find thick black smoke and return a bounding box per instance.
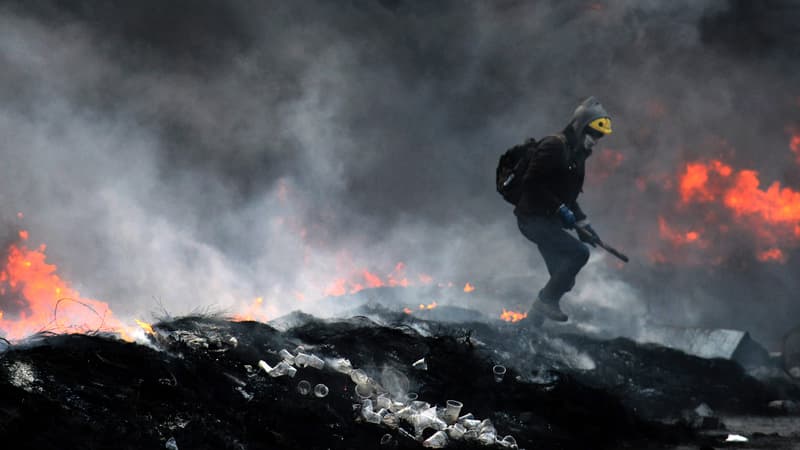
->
[0,0,798,347]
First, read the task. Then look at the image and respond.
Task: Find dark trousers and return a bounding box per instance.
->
[517,214,590,304]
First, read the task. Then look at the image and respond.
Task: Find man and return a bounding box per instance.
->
[515,96,612,322]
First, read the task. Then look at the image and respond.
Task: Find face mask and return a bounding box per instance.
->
[583,134,597,150]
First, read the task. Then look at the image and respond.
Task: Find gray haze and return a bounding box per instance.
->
[0,0,798,348]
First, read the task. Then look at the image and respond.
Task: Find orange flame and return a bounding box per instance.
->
[463,282,475,293]
[657,217,707,247]
[403,307,412,314]
[232,296,271,322]
[419,301,437,310]
[0,232,127,341]
[673,159,800,262]
[500,308,528,323]
[757,248,786,263]
[135,319,154,335]
[323,262,424,297]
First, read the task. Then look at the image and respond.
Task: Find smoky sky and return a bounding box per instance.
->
[0,0,798,347]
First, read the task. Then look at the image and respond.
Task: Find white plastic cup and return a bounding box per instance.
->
[502,435,518,448]
[444,400,463,424]
[296,380,311,395]
[314,383,329,398]
[306,354,325,370]
[448,422,467,440]
[330,358,353,374]
[376,394,392,410]
[294,352,310,367]
[493,365,507,383]
[382,412,399,428]
[350,369,369,385]
[423,430,448,448]
[405,392,419,402]
[279,349,294,362]
[478,430,496,445]
[461,418,481,430]
[355,383,373,399]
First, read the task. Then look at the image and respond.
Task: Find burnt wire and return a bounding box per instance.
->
[47,297,110,336]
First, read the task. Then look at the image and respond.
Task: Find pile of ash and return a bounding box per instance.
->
[0,309,798,449]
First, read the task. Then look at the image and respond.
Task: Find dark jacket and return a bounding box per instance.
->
[513,130,589,221]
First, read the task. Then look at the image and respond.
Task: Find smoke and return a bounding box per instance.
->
[0,0,798,347]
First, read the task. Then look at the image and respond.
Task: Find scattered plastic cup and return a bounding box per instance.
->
[350,369,369,385]
[479,419,495,434]
[330,357,353,374]
[422,430,448,448]
[412,357,428,370]
[479,430,496,445]
[314,383,329,398]
[306,354,325,369]
[279,349,295,363]
[267,361,296,378]
[376,394,392,410]
[405,392,419,402]
[501,435,518,448]
[448,423,466,440]
[411,400,430,412]
[380,434,393,445]
[383,413,399,428]
[295,352,323,368]
[461,418,481,430]
[355,382,373,399]
[493,364,507,383]
[444,400,463,424]
[296,380,311,395]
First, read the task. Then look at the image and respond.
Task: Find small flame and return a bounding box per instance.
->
[756,248,787,263]
[418,301,437,310]
[500,309,528,323]
[135,319,154,335]
[463,282,475,293]
[658,217,707,247]
[232,297,270,322]
[18,230,28,241]
[790,134,800,162]
[403,307,412,314]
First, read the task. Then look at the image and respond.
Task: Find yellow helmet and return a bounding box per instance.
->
[570,97,613,138]
[588,117,612,135]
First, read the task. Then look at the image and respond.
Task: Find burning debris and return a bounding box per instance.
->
[1,308,799,449]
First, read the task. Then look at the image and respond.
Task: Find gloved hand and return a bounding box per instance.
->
[576,221,601,247]
[556,204,576,229]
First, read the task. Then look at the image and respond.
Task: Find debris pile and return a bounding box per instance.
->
[0,310,798,449]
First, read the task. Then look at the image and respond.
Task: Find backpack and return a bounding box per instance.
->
[496,138,537,205]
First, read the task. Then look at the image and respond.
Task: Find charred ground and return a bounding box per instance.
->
[1,310,798,450]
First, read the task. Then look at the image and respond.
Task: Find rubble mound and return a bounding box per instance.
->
[0,310,797,449]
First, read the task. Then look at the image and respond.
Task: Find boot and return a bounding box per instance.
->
[531,297,568,322]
